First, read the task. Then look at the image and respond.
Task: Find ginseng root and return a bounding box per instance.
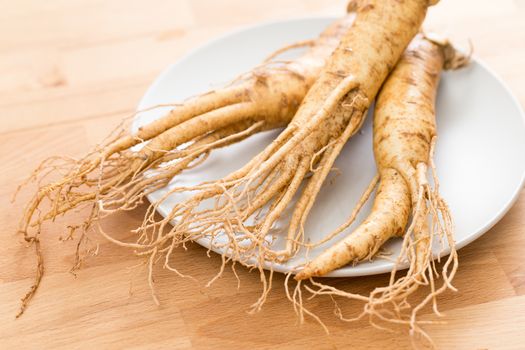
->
[296,35,468,340]
[16,15,356,316]
[112,0,434,311]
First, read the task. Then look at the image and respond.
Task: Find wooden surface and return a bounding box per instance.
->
[1,1,525,349]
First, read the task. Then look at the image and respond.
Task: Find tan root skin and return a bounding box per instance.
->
[296,35,466,342]
[296,168,411,278]
[15,15,355,317]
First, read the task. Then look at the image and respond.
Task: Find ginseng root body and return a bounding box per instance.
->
[119,0,433,312]
[297,35,467,340]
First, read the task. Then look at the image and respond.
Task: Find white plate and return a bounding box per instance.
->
[135,17,525,277]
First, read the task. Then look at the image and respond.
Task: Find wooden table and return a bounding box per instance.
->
[1,1,524,348]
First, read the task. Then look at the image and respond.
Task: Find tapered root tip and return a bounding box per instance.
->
[294,271,306,281]
[294,266,316,281]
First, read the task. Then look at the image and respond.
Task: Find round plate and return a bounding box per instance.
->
[135,17,525,277]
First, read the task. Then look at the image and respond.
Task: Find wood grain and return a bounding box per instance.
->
[1,1,524,349]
